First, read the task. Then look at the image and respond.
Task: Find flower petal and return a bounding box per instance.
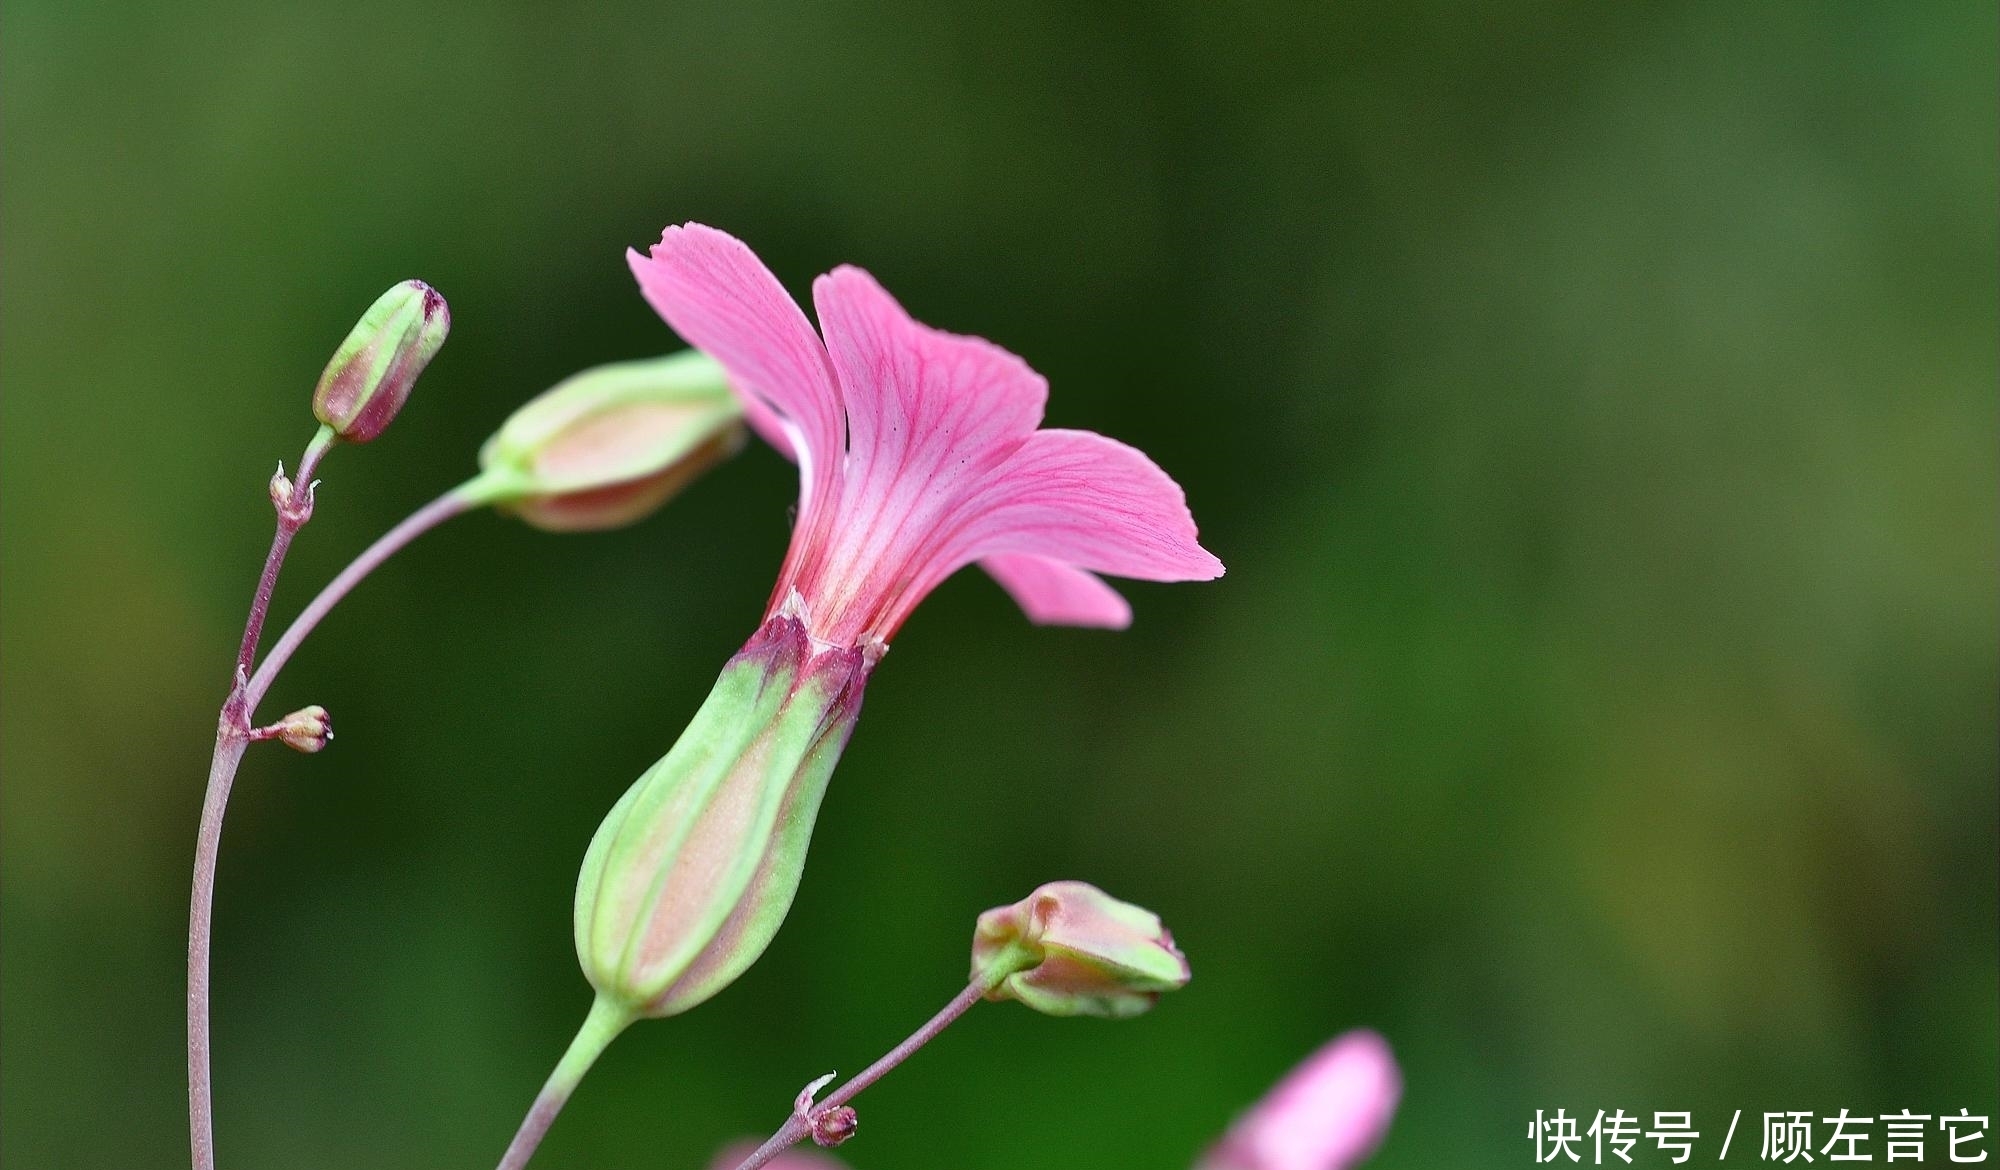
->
[950,428,1224,584]
[1209,1030,1402,1170]
[795,265,1053,642]
[627,224,834,496]
[813,263,1045,519]
[980,554,1132,629]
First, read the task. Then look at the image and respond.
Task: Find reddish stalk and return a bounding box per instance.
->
[729,977,994,1170]
[191,425,332,1170]
[234,427,334,673]
[188,455,502,1170]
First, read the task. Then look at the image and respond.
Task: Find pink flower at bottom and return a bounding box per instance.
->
[627,223,1223,652]
[707,1141,850,1170]
[1199,1030,1402,1170]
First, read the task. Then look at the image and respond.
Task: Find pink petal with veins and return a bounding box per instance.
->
[630,223,1220,648]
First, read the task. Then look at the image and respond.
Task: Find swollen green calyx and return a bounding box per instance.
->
[573,616,869,1018]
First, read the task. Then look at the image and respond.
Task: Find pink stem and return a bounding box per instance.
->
[233,428,334,675]
[189,470,489,1170]
[730,978,992,1170]
[188,731,248,1170]
[245,484,479,711]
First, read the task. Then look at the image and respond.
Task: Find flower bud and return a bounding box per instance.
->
[971,880,1189,1018]
[1197,1031,1402,1170]
[477,351,746,532]
[810,1107,857,1148]
[312,280,450,442]
[573,615,871,1018]
[269,705,332,754]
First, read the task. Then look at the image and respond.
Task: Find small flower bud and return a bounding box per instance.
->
[1197,1030,1401,1170]
[477,351,745,532]
[312,280,450,442]
[265,705,332,753]
[970,880,1189,1018]
[810,1107,857,1148]
[574,616,871,1018]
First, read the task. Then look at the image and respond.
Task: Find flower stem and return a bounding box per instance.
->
[244,473,504,711]
[235,426,334,675]
[188,465,503,1170]
[187,730,248,1170]
[494,996,635,1170]
[730,976,996,1170]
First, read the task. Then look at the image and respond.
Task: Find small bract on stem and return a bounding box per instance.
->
[234,425,335,677]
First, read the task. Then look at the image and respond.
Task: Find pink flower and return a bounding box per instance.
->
[627,223,1222,651]
[707,1141,850,1170]
[571,224,1223,1029]
[1199,1030,1402,1170]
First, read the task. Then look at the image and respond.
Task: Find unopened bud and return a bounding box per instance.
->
[574,616,871,1018]
[810,1107,857,1148]
[265,705,332,753]
[478,351,745,532]
[1197,1030,1401,1170]
[312,280,450,442]
[971,880,1189,1018]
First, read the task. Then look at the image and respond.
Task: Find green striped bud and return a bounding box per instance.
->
[477,352,745,532]
[574,615,871,1017]
[972,881,1190,1018]
[312,280,449,442]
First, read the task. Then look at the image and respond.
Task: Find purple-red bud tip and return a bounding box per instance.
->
[312,280,449,442]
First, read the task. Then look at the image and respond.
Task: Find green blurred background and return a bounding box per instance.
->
[3,2,1994,1166]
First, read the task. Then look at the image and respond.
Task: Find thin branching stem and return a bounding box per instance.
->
[729,977,994,1170]
[189,464,498,1170]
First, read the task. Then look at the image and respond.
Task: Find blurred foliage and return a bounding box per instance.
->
[2,1,1993,1167]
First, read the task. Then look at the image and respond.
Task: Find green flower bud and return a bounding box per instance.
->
[312,280,450,442]
[477,352,746,532]
[971,880,1189,1018]
[268,705,332,753]
[573,615,872,1017]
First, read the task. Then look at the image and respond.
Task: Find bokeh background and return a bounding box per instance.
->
[3,2,1994,1166]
